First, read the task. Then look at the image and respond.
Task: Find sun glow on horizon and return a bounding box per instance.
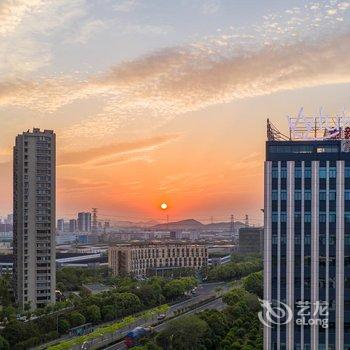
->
[160,202,168,210]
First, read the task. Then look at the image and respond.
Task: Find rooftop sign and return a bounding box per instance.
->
[287,108,350,140]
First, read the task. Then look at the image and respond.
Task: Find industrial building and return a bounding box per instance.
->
[0,252,108,276]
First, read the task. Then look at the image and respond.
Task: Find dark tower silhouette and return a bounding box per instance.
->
[92,208,98,233]
[230,214,235,240]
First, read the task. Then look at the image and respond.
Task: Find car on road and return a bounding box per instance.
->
[157,313,166,321]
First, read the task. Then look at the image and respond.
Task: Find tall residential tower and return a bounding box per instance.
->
[13,128,56,309]
[264,117,350,350]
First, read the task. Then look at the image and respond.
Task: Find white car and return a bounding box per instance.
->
[157,314,166,321]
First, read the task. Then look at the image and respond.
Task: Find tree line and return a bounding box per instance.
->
[207,258,262,282]
[136,270,264,350]
[0,275,197,350]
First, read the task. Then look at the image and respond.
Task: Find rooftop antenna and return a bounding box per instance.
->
[314,116,317,139]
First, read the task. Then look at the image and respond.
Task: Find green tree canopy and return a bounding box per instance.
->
[0,275,12,307]
[198,309,229,349]
[243,271,263,298]
[84,305,101,324]
[156,315,208,350]
[207,259,262,282]
[163,277,197,300]
[58,319,71,334]
[69,312,86,328]
[0,335,9,350]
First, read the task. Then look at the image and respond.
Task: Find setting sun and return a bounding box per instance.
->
[160,203,168,210]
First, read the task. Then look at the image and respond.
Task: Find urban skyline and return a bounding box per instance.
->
[4,1,350,349]
[1,0,350,222]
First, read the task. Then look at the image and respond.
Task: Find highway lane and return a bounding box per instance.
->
[103,297,226,350]
[155,297,226,333]
[166,282,226,315]
[77,282,228,350]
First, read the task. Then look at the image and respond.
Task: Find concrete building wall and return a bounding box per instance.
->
[13,129,56,309]
[109,244,208,277]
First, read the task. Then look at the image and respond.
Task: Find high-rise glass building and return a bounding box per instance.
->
[77,212,91,232]
[13,128,56,309]
[69,219,77,233]
[264,119,350,350]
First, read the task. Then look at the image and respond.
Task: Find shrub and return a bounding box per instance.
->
[69,311,86,327]
[13,337,40,350]
[58,319,70,334]
[0,336,9,350]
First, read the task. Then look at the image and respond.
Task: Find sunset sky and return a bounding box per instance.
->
[1,0,350,225]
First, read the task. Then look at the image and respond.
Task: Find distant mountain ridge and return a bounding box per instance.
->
[151,219,246,231]
[112,218,248,230]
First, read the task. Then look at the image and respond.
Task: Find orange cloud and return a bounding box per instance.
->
[58,133,181,166]
[58,177,109,194]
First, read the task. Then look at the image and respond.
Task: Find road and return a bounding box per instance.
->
[77,282,229,350]
[103,295,226,350]
[154,297,225,333]
[165,281,227,316]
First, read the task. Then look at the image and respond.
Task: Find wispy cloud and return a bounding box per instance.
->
[67,19,107,44]
[98,32,350,109]
[201,0,220,15]
[0,0,350,140]
[3,30,350,128]
[58,133,180,166]
[92,152,153,167]
[113,0,139,12]
[58,177,109,193]
[120,23,172,36]
[0,0,43,36]
[0,0,87,78]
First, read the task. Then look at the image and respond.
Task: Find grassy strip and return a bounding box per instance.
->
[47,305,169,350]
